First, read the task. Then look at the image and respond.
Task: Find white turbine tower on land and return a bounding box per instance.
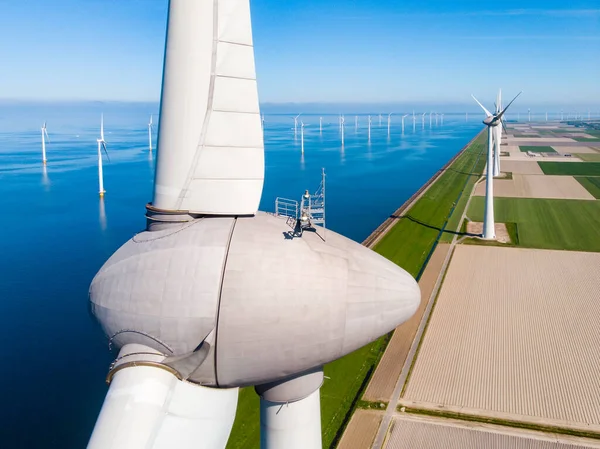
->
[87,3,420,448]
[97,114,109,198]
[41,122,49,165]
[472,91,522,239]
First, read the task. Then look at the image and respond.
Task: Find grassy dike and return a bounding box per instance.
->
[226,130,487,449]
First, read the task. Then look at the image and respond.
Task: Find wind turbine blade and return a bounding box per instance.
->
[471,95,493,117]
[102,141,110,162]
[44,128,50,143]
[497,91,523,120]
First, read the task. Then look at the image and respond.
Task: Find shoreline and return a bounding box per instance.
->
[362,128,485,249]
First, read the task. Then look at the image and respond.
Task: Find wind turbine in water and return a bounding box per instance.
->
[294,113,301,138]
[41,122,49,165]
[368,115,372,141]
[341,115,345,146]
[97,114,110,198]
[301,121,305,154]
[422,112,426,129]
[402,114,409,134]
[387,113,394,139]
[148,115,154,151]
[86,2,420,448]
[319,117,322,134]
[472,91,522,239]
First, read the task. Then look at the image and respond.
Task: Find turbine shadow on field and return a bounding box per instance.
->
[390,213,480,237]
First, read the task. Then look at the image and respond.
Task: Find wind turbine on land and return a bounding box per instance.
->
[472,91,522,239]
[148,115,154,151]
[97,114,110,198]
[41,122,49,165]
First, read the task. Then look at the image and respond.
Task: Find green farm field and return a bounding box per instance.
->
[576,153,600,162]
[539,162,600,176]
[576,177,600,199]
[467,197,600,252]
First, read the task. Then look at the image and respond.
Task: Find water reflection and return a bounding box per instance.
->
[99,197,107,231]
[41,164,50,189]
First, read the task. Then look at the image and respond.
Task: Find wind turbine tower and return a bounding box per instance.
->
[294,114,301,138]
[422,112,426,129]
[430,112,433,128]
[387,113,394,139]
[341,115,345,146]
[355,115,358,131]
[528,108,531,122]
[368,115,372,141]
[402,114,409,134]
[148,115,154,151]
[301,121,305,154]
[41,122,49,165]
[97,114,109,198]
[86,3,420,449]
[379,114,382,127]
[472,92,522,239]
[441,114,444,126]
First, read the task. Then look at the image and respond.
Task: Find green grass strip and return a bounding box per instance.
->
[400,406,600,441]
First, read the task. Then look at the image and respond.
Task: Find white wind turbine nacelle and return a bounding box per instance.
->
[472,91,522,239]
[88,1,421,448]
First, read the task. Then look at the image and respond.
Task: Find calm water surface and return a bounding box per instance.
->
[0,102,481,447]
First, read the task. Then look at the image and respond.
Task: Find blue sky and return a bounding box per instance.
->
[0,0,598,107]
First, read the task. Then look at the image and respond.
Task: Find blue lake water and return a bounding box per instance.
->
[0,102,481,447]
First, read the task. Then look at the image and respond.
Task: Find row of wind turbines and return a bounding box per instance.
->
[291,112,447,152]
[40,114,155,197]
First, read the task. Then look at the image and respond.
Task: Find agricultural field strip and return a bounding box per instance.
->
[384,415,600,449]
[402,245,600,430]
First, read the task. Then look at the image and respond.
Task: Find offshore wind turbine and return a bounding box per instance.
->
[387,112,394,138]
[148,115,154,151]
[528,108,531,122]
[472,91,522,239]
[368,115,372,141]
[355,115,358,131]
[87,3,420,448]
[422,112,426,129]
[301,121,305,154]
[379,113,382,127]
[440,114,444,126]
[430,111,433,128]
[402,114,409,134]
[41,122,49,165]
[294,113,302,137]
[319,117,322,134]
[97,114,109,198]
[341,115,345,146]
